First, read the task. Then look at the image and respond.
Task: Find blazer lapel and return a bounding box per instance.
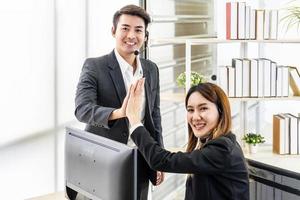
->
[141,60,152,114]
[107,51,126,105]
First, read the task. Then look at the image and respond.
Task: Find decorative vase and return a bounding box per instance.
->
[249,144,258,154]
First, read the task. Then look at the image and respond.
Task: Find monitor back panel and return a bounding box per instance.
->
[65,127,137,200]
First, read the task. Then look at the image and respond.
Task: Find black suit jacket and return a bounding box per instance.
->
[75,50,164,185]
[131,127,249,200]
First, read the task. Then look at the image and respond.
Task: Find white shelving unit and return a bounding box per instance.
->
[185,38,300,141]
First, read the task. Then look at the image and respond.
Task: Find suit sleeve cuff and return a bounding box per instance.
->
[129,123,143,135]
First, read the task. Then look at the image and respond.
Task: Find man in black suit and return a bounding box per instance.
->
[70,4,164,200]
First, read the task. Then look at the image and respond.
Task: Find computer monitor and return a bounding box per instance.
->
[65,127,137,200]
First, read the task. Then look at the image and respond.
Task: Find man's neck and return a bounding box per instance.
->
[120,52,137,73]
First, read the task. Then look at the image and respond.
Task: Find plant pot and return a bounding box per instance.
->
[249,144,258,154]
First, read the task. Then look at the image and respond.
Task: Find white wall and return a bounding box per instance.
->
[0,0,138,199]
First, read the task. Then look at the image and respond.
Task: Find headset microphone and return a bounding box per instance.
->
[133,48,146,56]
[134,31,149,56]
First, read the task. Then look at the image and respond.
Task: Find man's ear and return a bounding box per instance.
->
[111,26,116,36]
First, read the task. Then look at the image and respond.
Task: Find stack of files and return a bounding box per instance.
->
[226,2,278,40]
[217,59,290,98]
[273,113,300,155]
[289,66,300,96]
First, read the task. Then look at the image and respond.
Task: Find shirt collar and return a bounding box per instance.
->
[114,49,143,77]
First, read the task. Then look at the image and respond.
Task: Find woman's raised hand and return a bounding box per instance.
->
[126,78,145,126]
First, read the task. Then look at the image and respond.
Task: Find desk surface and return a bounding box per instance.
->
[27,192,66,200]
[27,191,91,200]
[244,145,300,175]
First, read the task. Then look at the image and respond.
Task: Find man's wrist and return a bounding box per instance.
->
[109,108,125,120]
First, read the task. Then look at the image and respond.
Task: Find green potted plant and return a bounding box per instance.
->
[280,0,300,33]
[176,71,207,88]
[242,133,265,154]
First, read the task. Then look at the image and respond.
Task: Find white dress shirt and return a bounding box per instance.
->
[114,49,146,147]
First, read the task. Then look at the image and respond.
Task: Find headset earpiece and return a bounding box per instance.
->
[145,31,149,41]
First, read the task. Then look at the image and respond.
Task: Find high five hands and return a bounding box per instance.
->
[123,78,165,186]
[125,78,145,127]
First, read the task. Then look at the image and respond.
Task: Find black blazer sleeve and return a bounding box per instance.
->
[131,126,234,174]
[75,58,115,129]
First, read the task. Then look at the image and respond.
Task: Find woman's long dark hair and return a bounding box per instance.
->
[185,83,232,152]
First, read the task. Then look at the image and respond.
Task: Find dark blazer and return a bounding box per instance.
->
[74,50,164,199]
[131,127,249,200]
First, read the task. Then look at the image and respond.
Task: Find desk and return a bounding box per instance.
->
[27,192,66,200]
[244,145,300,199]
[27,191,90,200]
[244,145,300,175]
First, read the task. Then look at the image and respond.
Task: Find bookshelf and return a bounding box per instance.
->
[183,38,300,143]
[157,38,300,143]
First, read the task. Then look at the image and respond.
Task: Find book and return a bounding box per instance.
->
[273,114,287,154]
[264,10,270,39]
[250,59,258,97]
[256,59,264,97]
[232,58,243,97]
[262,58,271,97]
[289,66,300,96]
[282,66,289,97]
[226,2,238,40]
[227,66,235,97]
[238,2,246,39]
[276,66,283,97]
[284,113,298,154]
[256,10,264,40]
[270,61,277,97]
[270,10,278,39]
[250,9,256,39]
[245,6,251,39]
[280,113,291,154]
[218,66,229,95]
[242,59,250,97]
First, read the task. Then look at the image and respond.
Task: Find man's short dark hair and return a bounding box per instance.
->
[113,4,151,30]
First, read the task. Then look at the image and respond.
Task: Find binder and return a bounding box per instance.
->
[250,9,256,39]
[270,10,278,40]
[232,58,243,97]
[284,113,298,155]
[226,2,238,39]
[262,58,272,97]
[256,59,264,97]
[273,114,287,154]
[238,2,246,39]
[227,66,235,97]
[256,10,264,40]
[242,59,250,97]
[270,61,277,97]
[218,66,229,95]
[282,66,289,97]
[250,59,258,97]
[264,10,270,39]
[245,6,251,39]
[276,66,283,97]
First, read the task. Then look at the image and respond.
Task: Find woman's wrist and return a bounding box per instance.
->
[128,116,140,127]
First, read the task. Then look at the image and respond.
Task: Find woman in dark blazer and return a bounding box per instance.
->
[125,80,249,200]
